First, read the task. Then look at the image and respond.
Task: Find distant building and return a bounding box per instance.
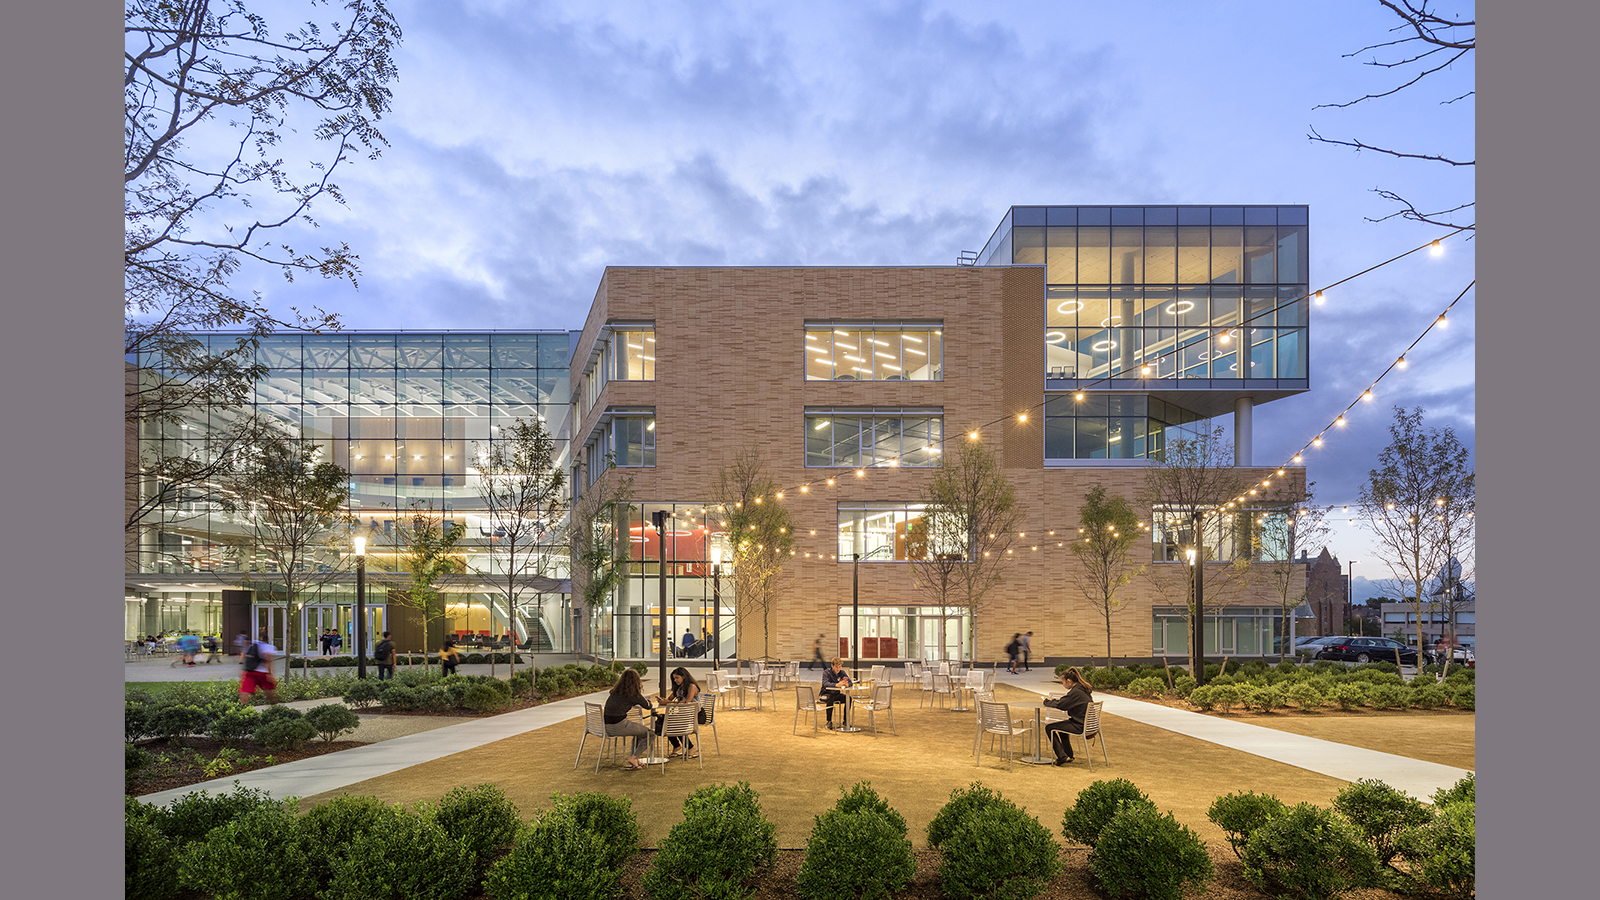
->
[1380,599,1474,649]
[1303,548,1347,636]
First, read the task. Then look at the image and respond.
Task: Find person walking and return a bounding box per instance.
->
[1020,631,1033,672]
[809,634,826,669]
[373,631,395,681]
[1005,633,1022,674]
[440,639,460,676]
[238,629,279,705]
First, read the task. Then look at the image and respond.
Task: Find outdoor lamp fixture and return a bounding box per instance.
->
[851,546,894,676]
[711,546,723,671]
[353,535,368,680]
[1186,539,1205,686]
[1347,560,1357,637]
[652,510,669,696]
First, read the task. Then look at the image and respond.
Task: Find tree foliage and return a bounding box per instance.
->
[387,503,465,670]
[220,430,352,671]
[712,449,796,662]
[475,417,568,682]
[1357,406,1474,656]
[918,438,1019,667]
[1253,483,1332,659]
[1070,485,1146,666]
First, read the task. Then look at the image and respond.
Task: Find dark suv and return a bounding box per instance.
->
[1314,636,1435,666]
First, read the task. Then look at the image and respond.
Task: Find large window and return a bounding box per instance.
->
[805,322,942,381]
[608,326,656,381]
[806,409,942,467]
[1044,394,1202,461]
[1149,504,1291,562]
[1152,606,1285,656]
[837,502,962,561]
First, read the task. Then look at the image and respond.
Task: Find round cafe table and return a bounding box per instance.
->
[831,682,873,733]
[1009,700,1067,765]
[638,707,670,766]
[723,673,758,711]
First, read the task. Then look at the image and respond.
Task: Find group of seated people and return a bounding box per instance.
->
[602,666,706,770]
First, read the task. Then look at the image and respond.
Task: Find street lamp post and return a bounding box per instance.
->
[1187,543,1205,686]
[652,510,669,697]
[711,546,722,671]
[1346,560,1357,637]
[353,535,368,680]
[850,546,892,677]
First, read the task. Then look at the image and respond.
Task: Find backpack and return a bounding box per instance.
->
[241,641,262,672]
[374,640,393,663]
[1005,639,1019,655]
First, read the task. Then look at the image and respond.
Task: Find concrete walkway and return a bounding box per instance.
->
[135,665,1472,808]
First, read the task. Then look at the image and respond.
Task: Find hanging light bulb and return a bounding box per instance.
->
[1315,290,1325,305]
[1362,390,1373,402]
[1437,313,1448,328]
[1074,392,1084,401]
[1335,416,1346,426]
[1430,239,1443,257]
[1292,454,1303,463]
[1396,355,1407,368]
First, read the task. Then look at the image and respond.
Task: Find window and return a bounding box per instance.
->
[608,327,656,380]
[1149,504,1289,562]
[610,415,655,467]
[805,322,942,381]
[805,409,943,467]
[1044,394,1202,461]
[838,503,947,561]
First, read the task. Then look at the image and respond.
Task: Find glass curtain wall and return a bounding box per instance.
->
[1152,606,1284,657]
[600,501,737,661]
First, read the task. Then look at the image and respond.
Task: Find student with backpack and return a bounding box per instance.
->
[238,629,279,705]
[373,631,396,680]
[1005,633,1022,674]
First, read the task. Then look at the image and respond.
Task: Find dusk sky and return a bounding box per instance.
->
[232,0,1475,598]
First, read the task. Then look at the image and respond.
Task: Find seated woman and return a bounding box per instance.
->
[604,669,655,770]
[1043,667,1094,766]
[820,656,853,729]
[654,666,703,758]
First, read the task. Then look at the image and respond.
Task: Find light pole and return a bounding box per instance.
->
[851,545,892,677]
[353,535,368,680]
[1187,544,1205,686]
[652,510,669,697]
[711,546,723,671]
[1346,560,1357,637]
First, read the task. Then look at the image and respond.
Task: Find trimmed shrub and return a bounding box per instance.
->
[1242,803,1382,900]
[643,782,778,900]
[432,783,524,878]
[127,701,153,743]
[208,705,262,744]
[1365,683,1412,711]
[797,808,915,900]
[149,785,279,848]
[927,783,1006,849]
[1208,791,1288,860]
[151,703,212,745]
[1209,683,1244,714]
[834,782,909,837]
[1432,773,1474,808]
[1394,801,1474,899]
[1061,778,1154,848]
[1285,681,1326,711]
[1241,684,1286,712]
[343,680,383,709]
[178,803,320,900]
[126,797,179,900]
[1354,660,1401,675]
[465,652,487,665]
[1126,676,1165,699]
[1449,684,1474,710]
[255,715,316,752]
[646,778,777,896]
[464,682,509,712]
[484,816,618,900]
[1332,779,1432,865]
[300,795,404,888]
[543,791,640,868]
[1328,682,1370,711]
[320,805,475,900]
[1089,802,1212,900]
[509,670,534,697]
[1170,673,1198,699]
[1186,684,1217,711]
[258,704,304,725]
[1407,682,1449,710]
[304,703,362,742]
[936,801,1061,900]
[381,684,421,711]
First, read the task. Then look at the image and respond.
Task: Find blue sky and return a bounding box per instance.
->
[235,0,1475,598]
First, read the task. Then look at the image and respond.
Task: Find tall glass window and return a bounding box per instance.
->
[609,328,656,380]
[1044,395,1202,461]
[837,502,936,561]
[805,323,943,381]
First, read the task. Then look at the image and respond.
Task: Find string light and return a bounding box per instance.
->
[1314,290,1325,305]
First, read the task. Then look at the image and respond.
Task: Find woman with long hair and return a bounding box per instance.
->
[654,666,702,758]
[1043,666,1094,766]
[604,669,654,770]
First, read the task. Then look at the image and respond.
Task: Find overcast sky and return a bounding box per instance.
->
[233,0,1475,596]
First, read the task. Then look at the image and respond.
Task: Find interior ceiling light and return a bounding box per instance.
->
[1045,331,1067,345]
[1056,300,1084,315]
[1092,340,1117,351]
[1100,315,1122,327]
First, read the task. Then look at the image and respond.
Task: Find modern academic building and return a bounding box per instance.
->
[127,204,1315,665]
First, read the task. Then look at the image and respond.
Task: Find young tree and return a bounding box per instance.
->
[905,511,967,662]
[920,437,1019,668]
[221,430,351,674]
[474,417,568,685]
[711,449,796,663]
[1357,407,1474,658]
[1070,486,1146,667]
[570,458,635,662]
[1142,426,1254,683]
[388,503,465,674]
[1251,484,1333,660]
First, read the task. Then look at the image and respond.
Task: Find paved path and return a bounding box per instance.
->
[135,665,1471,808]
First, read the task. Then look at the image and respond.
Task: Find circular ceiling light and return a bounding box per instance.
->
[1092,340,1118,352]
[1045,331,1067,345]
[1164,300,1195,315]
[1056,300,1084,315]
[1100,315,1123,327]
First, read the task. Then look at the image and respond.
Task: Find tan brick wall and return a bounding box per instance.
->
[570,267,1311,664]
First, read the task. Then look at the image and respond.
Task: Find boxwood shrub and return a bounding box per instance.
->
[1061,778,1154,847]
[484,817,618,900]
[178,803,321,900]
[643,782,778,900]
[796,784,915,900]
[320,804,475,900]
[126,796,179,900]
[931,790,1061,900]
[1332,779,1431,865]
[1208,791,1288,860]
[542,791,641,868]
[430,783,524,878]
[304,703,362,742]
[1089,801,1212,900]
[255,715,316,752]
[1241,803,1382,900]
[1394,800,1474,899]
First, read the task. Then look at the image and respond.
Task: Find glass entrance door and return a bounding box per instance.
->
[252,605,286,653]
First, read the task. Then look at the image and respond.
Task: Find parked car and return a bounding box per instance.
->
[1292,636,1343,657]
[1437,645,1475,668]
[1314,636,1435,666]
